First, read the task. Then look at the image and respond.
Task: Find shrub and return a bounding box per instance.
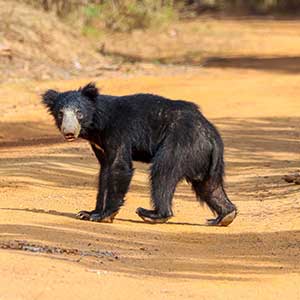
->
[83,1,177,33]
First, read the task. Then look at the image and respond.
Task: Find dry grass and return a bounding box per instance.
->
[0,0,105,82]
[99,18,300,65]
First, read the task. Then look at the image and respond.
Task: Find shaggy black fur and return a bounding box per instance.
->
[42,83,237,225]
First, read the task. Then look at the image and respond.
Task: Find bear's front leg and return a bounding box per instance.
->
[77,147,133,223]
[76,154,109,221]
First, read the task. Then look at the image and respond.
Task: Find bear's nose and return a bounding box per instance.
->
[61,126,75,135]
[60,110,81,141]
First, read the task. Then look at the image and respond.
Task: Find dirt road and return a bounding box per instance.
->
[0,66,300,299]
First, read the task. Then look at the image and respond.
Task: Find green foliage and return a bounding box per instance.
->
[84,3,102,19]
[18,0,300,36]
[83,1,177,33]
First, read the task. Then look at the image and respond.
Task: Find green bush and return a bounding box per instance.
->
[83,1,177,33]
[18,0,300,35]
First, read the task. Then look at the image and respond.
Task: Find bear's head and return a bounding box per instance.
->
[42,83,98,141]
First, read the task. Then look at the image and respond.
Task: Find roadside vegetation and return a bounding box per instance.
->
[20,1,300,34]
[2,0,300,82]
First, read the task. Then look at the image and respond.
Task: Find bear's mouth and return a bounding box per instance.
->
[64,133,76,142]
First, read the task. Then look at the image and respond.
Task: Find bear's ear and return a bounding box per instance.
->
[42,89,59,110]
[80,82,99,102]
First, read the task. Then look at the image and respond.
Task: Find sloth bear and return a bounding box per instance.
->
[42,83,237,226]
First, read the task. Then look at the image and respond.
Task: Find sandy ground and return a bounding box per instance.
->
[1,47,300,299]
[0,67,299,300]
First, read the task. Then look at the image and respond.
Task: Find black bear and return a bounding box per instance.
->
[42,83,237,226]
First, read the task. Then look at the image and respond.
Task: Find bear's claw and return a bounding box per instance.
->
[76,210,119,223]
[76,210,91,220]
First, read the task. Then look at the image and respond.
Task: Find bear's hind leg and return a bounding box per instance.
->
[136,157,178,224]
[192,179,237,226]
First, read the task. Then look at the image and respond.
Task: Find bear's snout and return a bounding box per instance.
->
[61,109,81,141]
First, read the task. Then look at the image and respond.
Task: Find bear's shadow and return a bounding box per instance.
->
[0,207,206,227]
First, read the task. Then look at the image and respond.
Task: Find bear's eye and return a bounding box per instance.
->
[58,110,63,118]
[76,111,83,120]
